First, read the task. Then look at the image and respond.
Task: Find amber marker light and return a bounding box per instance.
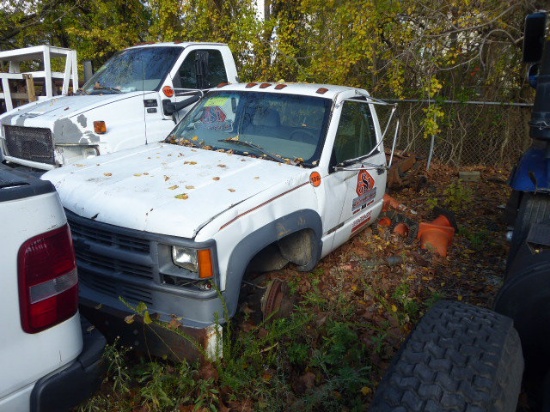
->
[162,86,175,97]
[198,249,214,279]
[93,121,107,134]
[310,171,321,187]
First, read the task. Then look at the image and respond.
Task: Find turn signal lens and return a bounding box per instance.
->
[94,121,107,134]
[162,86,174,97]
[198,249,214,279]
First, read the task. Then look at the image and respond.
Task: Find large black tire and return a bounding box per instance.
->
[370,300,524,412]
[507,193,550,275]
[495,248,550,373]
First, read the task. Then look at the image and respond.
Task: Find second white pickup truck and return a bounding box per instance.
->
[42,82,393,358]
[0,43,238,170]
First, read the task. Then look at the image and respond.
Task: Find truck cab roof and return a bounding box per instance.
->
[213,82,371,101]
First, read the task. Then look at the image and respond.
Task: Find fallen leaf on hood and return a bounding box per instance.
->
[143,172,149,175]
[213,177,220,181]
[103,172,112,177]
[184,161,197,165]
[254,176,260,179]
[228,188,236,192]
[143,311,153,324]
[124,314,135,324]
[218,164,227,168]
[168,185,179,190]
[185,185,195,189]
[74,164,85,167]
[192,136,199,141]
[167,317,182,330]
[134,173,142,177]
[175,193,189,199]
[164,175,170,181]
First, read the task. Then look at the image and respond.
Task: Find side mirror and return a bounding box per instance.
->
[162,94,201,116]
[523,12,547,63]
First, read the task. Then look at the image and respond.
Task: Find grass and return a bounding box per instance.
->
[78,284,402,411]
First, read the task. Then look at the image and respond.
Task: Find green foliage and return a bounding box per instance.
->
[392,282,420,322]
[302,274,328,310]
[444,180,473,212]
[425,291,444,309]
[460,227,492,251]
[426,196,439,210]
[0,0,533,117]
[103,339,132,395]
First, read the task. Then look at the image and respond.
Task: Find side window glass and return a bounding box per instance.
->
[333,100,377,164]
[206,50,228,87]
[176,50,228,89]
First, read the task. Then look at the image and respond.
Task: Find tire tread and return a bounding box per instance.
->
[371,300,523,412]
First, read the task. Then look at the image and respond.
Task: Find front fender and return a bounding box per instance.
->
[222,209,323,318]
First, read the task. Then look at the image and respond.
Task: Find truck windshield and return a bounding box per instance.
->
[165,90,332,167]
[81,46,182,94]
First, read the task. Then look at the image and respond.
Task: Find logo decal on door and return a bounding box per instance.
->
[352,169,376,212]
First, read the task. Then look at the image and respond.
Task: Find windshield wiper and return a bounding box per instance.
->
[219,138,285,163]
[91,86,122,94]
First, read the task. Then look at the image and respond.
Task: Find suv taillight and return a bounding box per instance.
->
[18,224,78,333]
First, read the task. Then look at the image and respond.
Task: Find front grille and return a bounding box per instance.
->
[78,248,153,280]
[70,218,150,254]
[67,211,157,305]
[79,268,154,305]
[66,210,217,313]
[4,125,55,165]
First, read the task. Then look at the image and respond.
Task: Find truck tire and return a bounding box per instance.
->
[370,300,523,412]
[495,248,550,372]
[507,193,550,274]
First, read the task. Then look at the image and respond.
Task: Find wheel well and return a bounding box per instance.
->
[246,228,318,274]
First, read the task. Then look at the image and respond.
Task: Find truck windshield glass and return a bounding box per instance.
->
[165,90,331,166]
[81,47,182,94]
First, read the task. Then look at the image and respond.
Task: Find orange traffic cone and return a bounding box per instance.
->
[417,214,455,257]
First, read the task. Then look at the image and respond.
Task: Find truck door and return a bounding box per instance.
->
[321,98,387,253]
[171,49,229,123]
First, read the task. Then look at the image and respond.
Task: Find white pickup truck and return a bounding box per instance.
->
[0,164,106,411]
[42,82,392,358]
[0,43,238,170]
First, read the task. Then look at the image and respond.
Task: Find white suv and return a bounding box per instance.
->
[0,164,106,412]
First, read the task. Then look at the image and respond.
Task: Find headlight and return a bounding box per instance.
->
[172,246,198,272]
[57,145,100,164]
[172,246,214,279]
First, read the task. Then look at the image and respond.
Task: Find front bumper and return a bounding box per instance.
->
[30,317,106,412]
[79,297,221,362]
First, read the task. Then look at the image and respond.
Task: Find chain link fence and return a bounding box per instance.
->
[378,100,533,168]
